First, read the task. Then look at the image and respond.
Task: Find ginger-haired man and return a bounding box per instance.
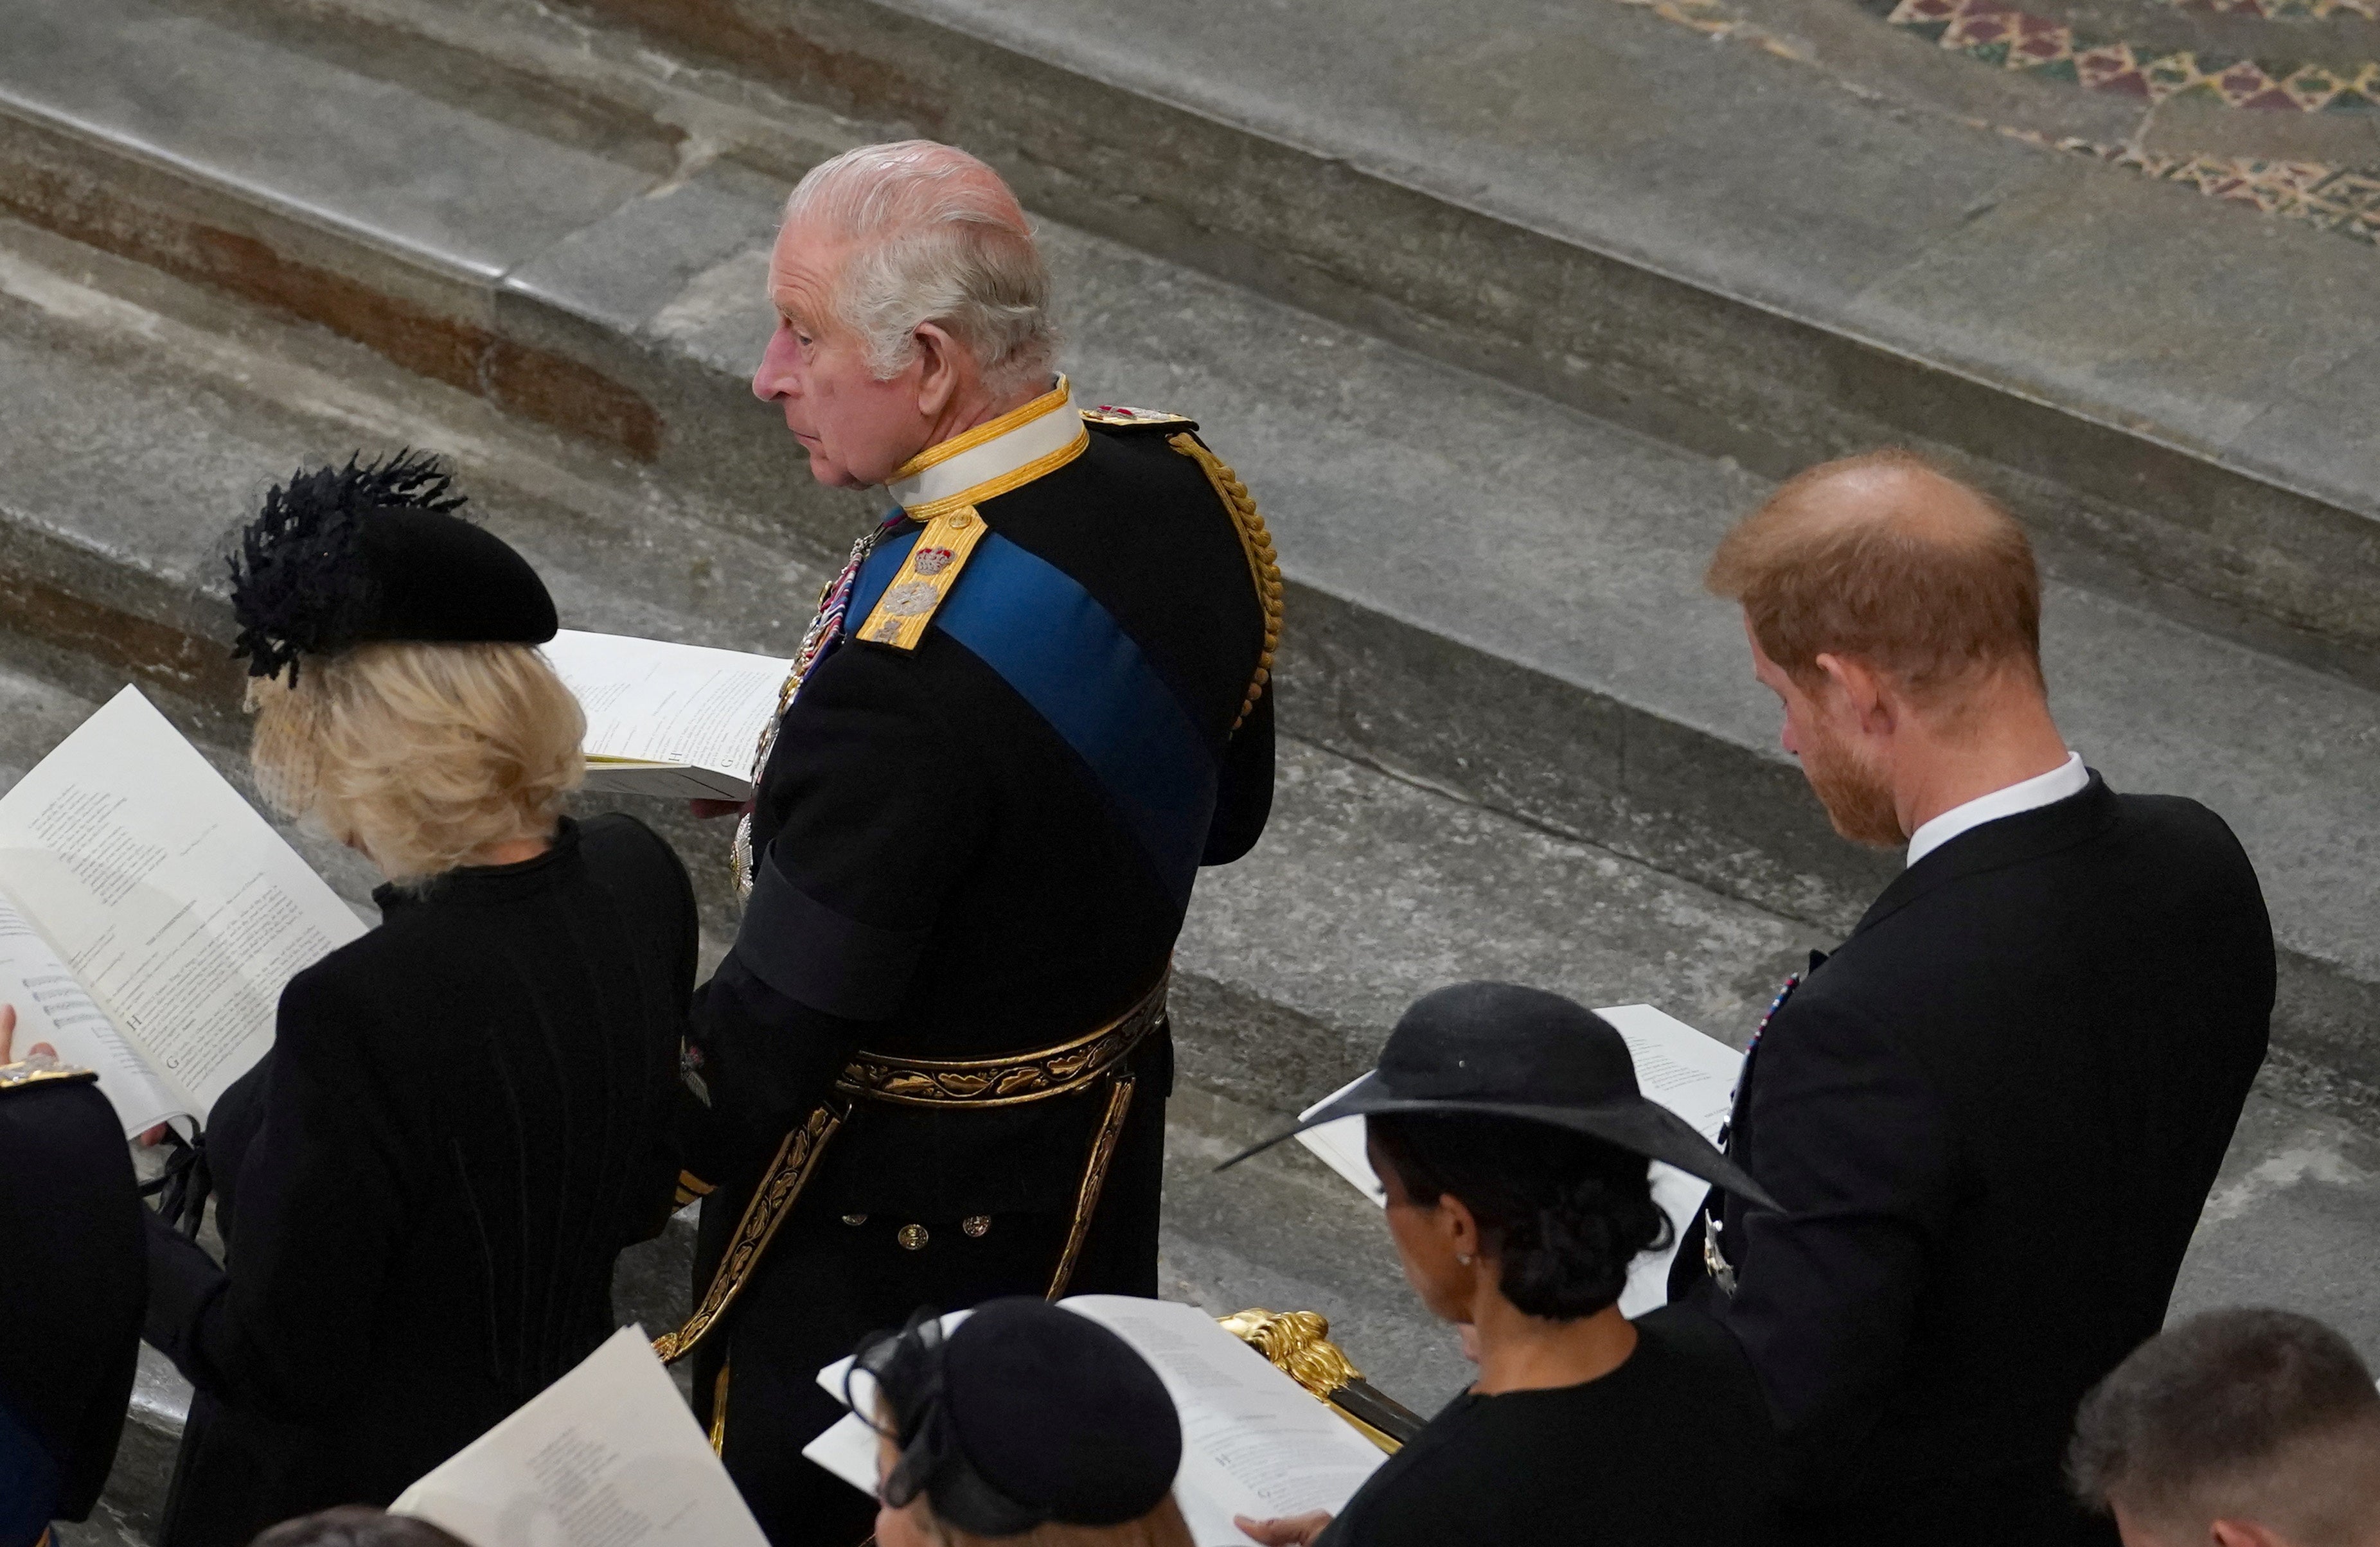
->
[1670,450,2275,1545]
[670,141,1278,1543]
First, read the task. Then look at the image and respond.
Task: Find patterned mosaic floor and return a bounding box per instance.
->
[1873,0,2380,110]
[1612,0,2380,249]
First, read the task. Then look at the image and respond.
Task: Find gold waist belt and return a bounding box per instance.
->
[835,972,1170,1108]
[655,967,1170,1366]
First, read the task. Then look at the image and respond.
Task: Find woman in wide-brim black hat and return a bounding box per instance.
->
[1228,982,1783,1547]
[139,453,700,1547]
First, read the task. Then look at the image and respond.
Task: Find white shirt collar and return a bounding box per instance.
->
[885,377,1085,513]
[1905,752,2089,869]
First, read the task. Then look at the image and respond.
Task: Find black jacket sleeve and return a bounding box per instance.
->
[688,642,986,1154]
[1202,684,1274,866]
[1705,998,1955,1489]
[143,970,409,1424]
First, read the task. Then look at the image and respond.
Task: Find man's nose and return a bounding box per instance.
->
[752,328,795,402]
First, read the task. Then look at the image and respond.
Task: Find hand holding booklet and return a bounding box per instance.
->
[1294,1003,1743,1318]
[0,685,364,1136]
[391,1326,768,1546]
[804,1296,1389,1547]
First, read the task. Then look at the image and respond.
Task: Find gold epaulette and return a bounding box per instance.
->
[0,1055,98,1093]
[852,504,992,652]
[1081,403,1197,430]
[1166,434,1283,731]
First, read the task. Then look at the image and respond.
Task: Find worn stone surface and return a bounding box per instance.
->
[4,155,2379,1104]
[517,0,2380,669]
[5,0,2380,671]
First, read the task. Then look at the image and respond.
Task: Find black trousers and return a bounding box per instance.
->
[694,1086,1166,1547]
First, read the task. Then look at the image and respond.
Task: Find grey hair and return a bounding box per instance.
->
[784,141,1059,400]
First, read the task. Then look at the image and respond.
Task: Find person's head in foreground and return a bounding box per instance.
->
[752,139,1060,490]
[226,450,581,888]
[2070,1308,2380,1547]
[852,1297,1193,1547]
[1223,982,1782,1546]
[1706,448,2067,849]
[248,1507,468,1547]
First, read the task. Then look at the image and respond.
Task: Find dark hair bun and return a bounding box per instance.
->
[1369,1111,1672,1320]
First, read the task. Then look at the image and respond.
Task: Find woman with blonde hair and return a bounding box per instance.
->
[139,454,700,1547]
[855,1298,1195,1547]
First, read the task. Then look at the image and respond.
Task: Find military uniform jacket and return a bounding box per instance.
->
[0,1059,143,1540]
[1667,775,2273,1546]
[689,380,1276,1223]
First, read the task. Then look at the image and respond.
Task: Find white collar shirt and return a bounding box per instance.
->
[1904,752,2090,869]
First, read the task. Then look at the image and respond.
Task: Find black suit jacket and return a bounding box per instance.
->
[1669,775,2273,1544]
[143,816,697,1547]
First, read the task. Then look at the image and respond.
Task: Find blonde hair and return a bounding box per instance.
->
[249,641,584,887]
[912,1496,1195,1547]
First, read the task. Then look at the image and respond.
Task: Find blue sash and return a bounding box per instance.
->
[849,526,1216,910]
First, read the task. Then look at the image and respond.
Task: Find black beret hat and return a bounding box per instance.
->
[227,451,556,682]
[1221,980,1779,1210]
[860,1298,1182,1534]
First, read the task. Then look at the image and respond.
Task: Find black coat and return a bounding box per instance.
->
[1669,775,2273,1544]
[1317,1307,1778,1547]
[0,1071,143,1539]
[685,413,1274,1543]
[143,815,697,1547]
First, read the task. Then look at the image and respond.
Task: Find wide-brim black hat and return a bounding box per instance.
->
[1220,981,1779,1211]
[227,450,556,681]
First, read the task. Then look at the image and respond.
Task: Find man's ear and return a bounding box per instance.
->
[2207,1519,2293,1547]
[910,321,964,420]
[1813,651,1895,738]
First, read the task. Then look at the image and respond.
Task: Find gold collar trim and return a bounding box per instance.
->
[889,378,1085,513]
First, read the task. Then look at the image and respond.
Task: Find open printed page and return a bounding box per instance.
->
[1063,1296,1387,1544]
[1295,1003,1743,1317]
[0,895,179,1137]
[542,630,789,800]
[393,1325,769,1547]
[806,1298,1385,1547]
[0,686,364,1122]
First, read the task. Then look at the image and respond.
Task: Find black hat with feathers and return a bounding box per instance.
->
[228,451,556,682]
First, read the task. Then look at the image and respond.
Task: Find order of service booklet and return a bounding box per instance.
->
[1294,1003,1743,1318]
[804,1295,1389,1547]
[542,630,790,802]
[391,1325,769,1547]
[0,685,365,1136]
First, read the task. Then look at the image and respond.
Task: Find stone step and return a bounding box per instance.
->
[1,133,2372,1543]
[233,0,2380,680]
[3,26,2378,1118]
[8,0,2377,953]
[0,209,1823,1533]
[3,634,2368,1539]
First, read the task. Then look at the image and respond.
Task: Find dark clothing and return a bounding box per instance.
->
[1318,1307,1779,1547]
[0,1072,143,1535]
[145,815,698,1547]
[688,414,1274,1544]
[1669,775,2273,1546]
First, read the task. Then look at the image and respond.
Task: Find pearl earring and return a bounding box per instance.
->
[1457,1252,1473,1265]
